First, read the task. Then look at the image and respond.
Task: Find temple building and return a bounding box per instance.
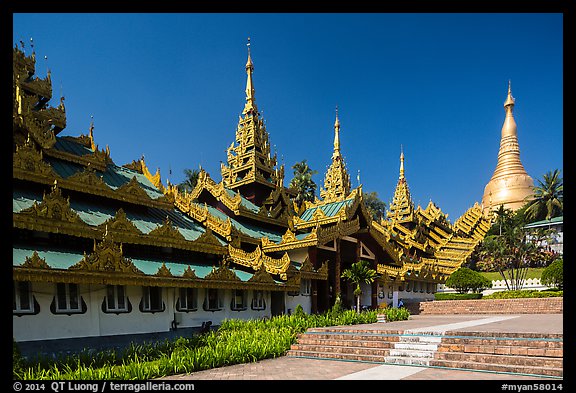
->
[482,82,534,215]
[13,39,491,351]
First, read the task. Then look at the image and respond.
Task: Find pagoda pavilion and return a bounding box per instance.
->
[13,39,491,351]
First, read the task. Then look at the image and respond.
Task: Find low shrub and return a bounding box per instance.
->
[541,259,563,290]
[378,306,410,322]
[434,293,483,300]
[445,267,492,293]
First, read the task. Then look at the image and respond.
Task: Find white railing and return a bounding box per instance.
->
[437,278,552,295]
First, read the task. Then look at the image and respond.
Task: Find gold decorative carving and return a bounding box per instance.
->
[13,139,57,177]
[155,263,173,277]
[69,236,144,275]
[182,266,198,279]
[67,166,109,191]
[204,263,242,282]
[20,183,84,224]
[117,176,153,201]
[193,228,223,248]
[21,251,51,269]
[248,264,277,285]
[148,216,186,241]
[99,208,143,235]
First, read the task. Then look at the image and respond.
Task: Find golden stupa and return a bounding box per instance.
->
[482,82,534,215]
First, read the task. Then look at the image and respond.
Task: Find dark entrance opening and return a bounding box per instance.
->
[270,291,285,316]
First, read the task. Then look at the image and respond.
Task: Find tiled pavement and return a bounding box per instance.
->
[162,314,563,381]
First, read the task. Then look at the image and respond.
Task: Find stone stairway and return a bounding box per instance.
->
[431,332,563,378]
[385,334,441,366]
[287,327,563,378]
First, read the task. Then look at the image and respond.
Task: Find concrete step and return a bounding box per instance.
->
[434,351,564,368]
[287,349,389,363]
[388,348,435,358]
[394,342,438,351]
[441,336,563,349]
[430,359,563,378]
[297,332,400,342]
[398,335,443,343]
[293,337,394,349]
[384,356,431,366]
[290,344,389,357]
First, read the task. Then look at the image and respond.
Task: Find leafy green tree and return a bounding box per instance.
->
[341,260,378,313]
[478,212,540,290]
[541,258,563,290]
[177,168,200,193]
[524,169,563,222]
[445,267,492,294]
[363,191,387,221]
[289,160,318,208]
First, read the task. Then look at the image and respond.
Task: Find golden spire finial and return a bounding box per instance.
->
[399,145,405,180]
[246,37,252,66]
[333,105,341,156]
[243,37,257,114]
[89,115,96,151]
[504,80,515,109]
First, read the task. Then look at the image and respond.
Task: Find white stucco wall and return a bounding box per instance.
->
[13,283,276,342]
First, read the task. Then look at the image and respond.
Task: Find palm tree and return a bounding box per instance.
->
[341,260,378,313]
[289,160,318,208]
[492,204,513,236]
[178,168,200,193]
[524,169,563,221]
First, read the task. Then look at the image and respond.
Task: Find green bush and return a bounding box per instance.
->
[434,292,483,300]
[15,308,378,380]
[484,290,563,299]
[378,306,410,322]
[13,338,23,378]
[445,267,492,294]
[541,259,563,290]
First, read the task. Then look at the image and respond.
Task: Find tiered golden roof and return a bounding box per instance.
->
[387,148,415,223]
[220,38,284,197]
[320,109,352,202]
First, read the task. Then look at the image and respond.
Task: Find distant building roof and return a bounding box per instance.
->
[524,216,563,229]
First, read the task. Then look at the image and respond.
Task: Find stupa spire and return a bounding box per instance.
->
[482,82,534,214]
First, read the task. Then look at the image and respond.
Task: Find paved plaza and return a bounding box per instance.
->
[162,314,564,381]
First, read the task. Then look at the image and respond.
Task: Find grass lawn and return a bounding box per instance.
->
[479,268,545,281]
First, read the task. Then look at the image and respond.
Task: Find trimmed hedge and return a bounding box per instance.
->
[484,290,563,299]
[541,259,563,290]
[445,267,492,294]
[434,293,483,300]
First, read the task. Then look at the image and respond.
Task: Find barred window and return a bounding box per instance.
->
[300,279,311,296]
[251,290,266,310]
[104,285,129,313]
[203,288,223,311]
[142,286,164,312]
[231,289,247,311]
[57,283,80,312]
[177,287,198,312]
[13,281,33,313]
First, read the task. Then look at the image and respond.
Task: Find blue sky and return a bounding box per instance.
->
[12,13,563,222]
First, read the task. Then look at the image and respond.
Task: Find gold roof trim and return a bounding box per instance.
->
[228,244,292,280]
[316,216,360,244]
[261,227,318,252]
